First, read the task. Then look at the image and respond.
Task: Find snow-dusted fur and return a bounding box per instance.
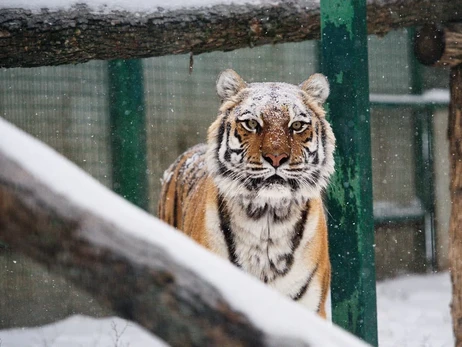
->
[158,69,335,317]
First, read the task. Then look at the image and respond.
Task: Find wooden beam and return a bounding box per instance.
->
[414,23,462,67]
[1,0,462,68]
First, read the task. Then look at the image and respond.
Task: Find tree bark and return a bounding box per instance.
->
[1,0,462,68]
[414,23,462,67]
[0,126,365,347]
[449,65,462,347]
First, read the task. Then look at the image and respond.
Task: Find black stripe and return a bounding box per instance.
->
[270,204,309,276]
[320,121,327,165]
[303,121,313,143]
[282,205,309,271]
[234,128,242,143]
[224,149,231,162]
[216,121,226,171]
[292,205,309,251]
[311,152,319,165]
[217,194,240,267]
[216,121,231,176]
[292,263,319,301]
[246,203,268,219]
[310,169,320,183]
[287,178,300,191]
[311,122,320,165]
[172,187,179,229]
[217,121,226,158]
[226,122,232,138]
[245,177,263,190]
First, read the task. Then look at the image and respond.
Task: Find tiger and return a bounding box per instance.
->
[158,69,335,318]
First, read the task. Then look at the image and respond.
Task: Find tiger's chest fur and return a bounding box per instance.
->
[215,187,315,285]
[158,70,335,318]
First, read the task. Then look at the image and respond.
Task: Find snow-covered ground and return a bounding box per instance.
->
[0,316,168,347]
[0,272,453,347]
[377,272,453,347]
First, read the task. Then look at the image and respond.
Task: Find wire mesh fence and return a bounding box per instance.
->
[0,28,450,326]
[0,61,112,188]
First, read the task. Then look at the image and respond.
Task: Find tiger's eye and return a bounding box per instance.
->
[291,121,303,131]
[245,119,259,131]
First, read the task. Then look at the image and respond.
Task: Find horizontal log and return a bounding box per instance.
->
[414,23,462,67]
[0,117,367,347]
[1,0,462,68]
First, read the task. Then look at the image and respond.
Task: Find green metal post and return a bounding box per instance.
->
[320,0,378,345]
[108,59,148,210]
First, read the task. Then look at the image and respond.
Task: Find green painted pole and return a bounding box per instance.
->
[320,0,378,345]
[108,59,148,210]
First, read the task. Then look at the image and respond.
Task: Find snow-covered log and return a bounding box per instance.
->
[0,116,367,347]
[1,0,462,68]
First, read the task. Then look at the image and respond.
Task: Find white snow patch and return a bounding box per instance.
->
[0,0,282,14]
[377,272,453,347]
[0,272,453,346]
[0,117,366,346]
[0,315,168,347]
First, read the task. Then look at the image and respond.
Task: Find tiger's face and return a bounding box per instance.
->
[207,69,335,209]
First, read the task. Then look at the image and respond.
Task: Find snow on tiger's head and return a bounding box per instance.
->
[207,69,335,207]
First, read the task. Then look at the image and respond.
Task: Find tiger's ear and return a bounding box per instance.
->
[216,69,246,101]
[300,73,330,105]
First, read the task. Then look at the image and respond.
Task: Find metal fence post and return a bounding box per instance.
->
[408,29,437,271]
[320,0,378,345]
[108,59,148,210]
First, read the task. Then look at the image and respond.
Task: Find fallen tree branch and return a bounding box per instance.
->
[0,117,366,347]
[1,0,462,68]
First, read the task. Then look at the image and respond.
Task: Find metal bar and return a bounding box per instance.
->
[408,28,438,271]
[415,108,437,270]
[108,59,148,210]
[370,91,449,107]
[320,0,378,345]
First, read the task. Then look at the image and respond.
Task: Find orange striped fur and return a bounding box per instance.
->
[158,70,335,317]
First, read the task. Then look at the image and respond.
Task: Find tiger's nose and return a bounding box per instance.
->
[263,153,289,168]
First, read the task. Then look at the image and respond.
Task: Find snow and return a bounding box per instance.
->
[0,272,453,346]
[377,272,453,347]
[0,118,366,346]
[0,316,168,347]
[0,0,281,14]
